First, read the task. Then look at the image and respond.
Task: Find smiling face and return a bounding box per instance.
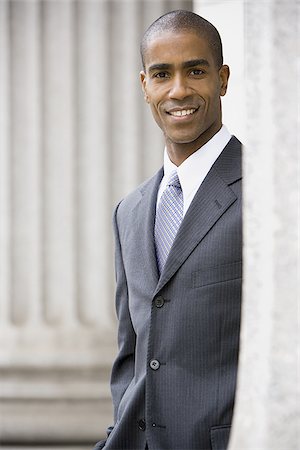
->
[140,30,230,164]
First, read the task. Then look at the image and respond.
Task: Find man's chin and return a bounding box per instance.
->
[167,133,203,146]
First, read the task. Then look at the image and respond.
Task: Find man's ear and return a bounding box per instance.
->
[219,65,230,96]
[140,71,149,103]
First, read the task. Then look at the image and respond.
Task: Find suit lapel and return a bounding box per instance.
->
[132,168,163,294]
[154,136,242,296]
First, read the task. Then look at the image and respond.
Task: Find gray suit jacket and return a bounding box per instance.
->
[95,136,242,450]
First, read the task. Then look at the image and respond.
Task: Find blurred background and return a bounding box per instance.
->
[0,1,298,449]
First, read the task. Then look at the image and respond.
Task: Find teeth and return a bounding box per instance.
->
[170,109,196,117]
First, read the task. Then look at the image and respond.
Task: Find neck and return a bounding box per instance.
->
[166,124,222,166]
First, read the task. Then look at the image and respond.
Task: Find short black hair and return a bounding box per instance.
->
[140,10,223,70]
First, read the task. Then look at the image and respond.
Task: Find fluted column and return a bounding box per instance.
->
[0,0,192,445]
[229,1,299,449]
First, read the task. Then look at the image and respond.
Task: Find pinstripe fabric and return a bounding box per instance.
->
[154,171,183,274]
[94,136,243,450]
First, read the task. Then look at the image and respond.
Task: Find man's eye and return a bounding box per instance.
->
[190,69,204,76]
[154,72,169,78]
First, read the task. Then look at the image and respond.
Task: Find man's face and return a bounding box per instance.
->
[140,31,229,152]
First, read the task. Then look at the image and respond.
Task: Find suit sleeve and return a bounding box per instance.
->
[94,203,136,449]
[110,202,136,420]
[94,204,136,450]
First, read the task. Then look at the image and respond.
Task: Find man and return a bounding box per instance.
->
[94,9,242,450]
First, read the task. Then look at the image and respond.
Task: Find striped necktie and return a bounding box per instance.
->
[154,170,184,274]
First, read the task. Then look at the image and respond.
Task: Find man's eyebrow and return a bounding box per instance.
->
[148,63,172,73]
[182,59,210,69]
[148,59,210,73]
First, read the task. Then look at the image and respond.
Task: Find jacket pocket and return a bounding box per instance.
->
[210,424,231,450]
[192,261,242,288]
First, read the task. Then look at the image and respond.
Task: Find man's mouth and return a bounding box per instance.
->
[167,107,199,117]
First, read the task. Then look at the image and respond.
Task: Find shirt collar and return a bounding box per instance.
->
[163,125,231,193]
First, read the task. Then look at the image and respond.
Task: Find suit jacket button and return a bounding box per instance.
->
[150,359,160,370]
[154,296,164,308]
[138,419,146,431]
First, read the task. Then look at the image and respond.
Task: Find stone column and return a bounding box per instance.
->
[229,1,300,449]
[0,0,192,446]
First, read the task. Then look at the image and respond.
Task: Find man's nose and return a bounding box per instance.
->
[169,75,191,100]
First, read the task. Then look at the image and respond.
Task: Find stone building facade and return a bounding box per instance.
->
[0,1,298,449]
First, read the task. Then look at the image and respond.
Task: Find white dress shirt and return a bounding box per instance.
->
[157,125,232,216]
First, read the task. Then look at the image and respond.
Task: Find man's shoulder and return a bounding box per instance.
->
[231,135,243,147]
[116,168,163,217]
